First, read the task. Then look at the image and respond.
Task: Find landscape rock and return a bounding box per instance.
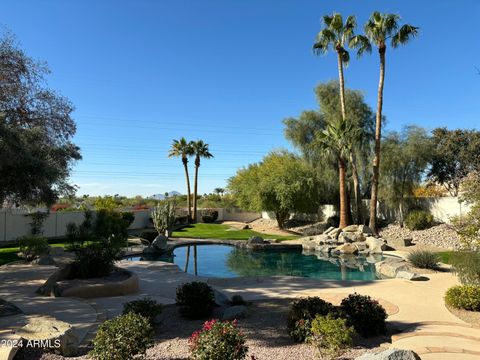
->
[222,305,248,320]
[16,316,79,356]
[358,225,374,235]
[380,223,460,250]
[342,225,359,232]
[328,228,342,239]
[242,224,251,230]
[323,226,335,235]
[353,242,367,252]
[365,237,386,254]
[312,234,331,243]
[248,236,266,244]
[375,258,409,278]
[333,243,358,255]
[356,348,421,360]
[32,255,55,266]
[151,234,168,252]
[396,271,429,281]
[386,237,413,249]
[214,289,231,306]
[301,240,317,250]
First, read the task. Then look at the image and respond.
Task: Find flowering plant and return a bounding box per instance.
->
[189,319,249,360]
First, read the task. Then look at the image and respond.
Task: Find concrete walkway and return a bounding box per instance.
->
[1,258,479,359]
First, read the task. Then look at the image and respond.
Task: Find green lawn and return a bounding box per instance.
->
[438,251,454,264]
[172,223,299,241]
[0,242,67,266]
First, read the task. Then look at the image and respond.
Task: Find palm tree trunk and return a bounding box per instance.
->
[349,152,363,224]
[338,157,348,228]
[336,51,347,121]
[369,47,386,233]
[192,160,199,223]
[183,160,192,223]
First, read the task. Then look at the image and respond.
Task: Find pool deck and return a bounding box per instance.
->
[1,248,479,359]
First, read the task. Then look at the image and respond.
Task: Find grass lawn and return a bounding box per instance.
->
[172,223,299,241]
[438,251,454,264]
[0,242,68,266]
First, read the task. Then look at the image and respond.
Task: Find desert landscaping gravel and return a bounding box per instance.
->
[380,223,461,250]
[17,299,388,360]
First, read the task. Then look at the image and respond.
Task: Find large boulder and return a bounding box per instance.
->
[222,305,248,320]
[357,225,374,236]
[375,258,409,278]
[342,225,359,232]
[312,234,331,243]
[301,239,317,251]
[386,237,413,249]
[15,316,79,356]
[151,234,168,252]
[365,237,386,254]
[339,232,366,243]
[333,243,358,255]
[356,348,421,360]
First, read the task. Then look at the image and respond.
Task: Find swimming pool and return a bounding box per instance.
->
[127,244,384,280]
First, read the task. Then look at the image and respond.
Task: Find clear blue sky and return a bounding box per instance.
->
[3,0,480,197]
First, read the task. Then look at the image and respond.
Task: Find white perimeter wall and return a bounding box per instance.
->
[0,208,262,243]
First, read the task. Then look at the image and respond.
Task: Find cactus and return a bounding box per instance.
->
[152,200,176,236]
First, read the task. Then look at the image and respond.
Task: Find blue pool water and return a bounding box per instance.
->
[128,244,383,281]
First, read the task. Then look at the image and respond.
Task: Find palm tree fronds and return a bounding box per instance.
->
[392,24,419,47]
[349,35,372,58]
[313,29,335,54]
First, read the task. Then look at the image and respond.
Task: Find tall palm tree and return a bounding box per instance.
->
[191,140,213,223]
[168,137,194,222]
[313,13,356,121]
[350,12,418,232]
[313,13,357,227]
[315,119,360,228]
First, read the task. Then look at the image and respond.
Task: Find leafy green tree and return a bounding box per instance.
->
[427,128,480,196]
[168,137,194,222]
[191,140,213,223]
[228,151,324,228]
[452,172,480,249]
[0,34,81,206]
[315,81,375,224]
[350,12,418,232]
[284,82,374,225]
[379,126,433,226]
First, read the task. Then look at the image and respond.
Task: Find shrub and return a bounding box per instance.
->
[27,211,49,236]
[445,285,480,311]
[407,250,440,269]
[152,200,176,235]
[18,236,49,261]
[123,297,163,325]
[94,209,129,247]
[71,243,118,279]
[176,282,215,319]
[189,319,248,360]
[231,295,248,306]
[450,251,480,285]
[65,211,94,250]
[90,312,154,360]
[310,315,355,357]
[201,209,219,223]
[121,211,135,227]
[340,293,387,337]
[286,297,338,342]
[405,210,434,230]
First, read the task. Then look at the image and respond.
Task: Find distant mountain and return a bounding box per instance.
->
[149,191,182,200]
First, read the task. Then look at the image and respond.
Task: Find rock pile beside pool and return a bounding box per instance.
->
[300,224,387,256]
